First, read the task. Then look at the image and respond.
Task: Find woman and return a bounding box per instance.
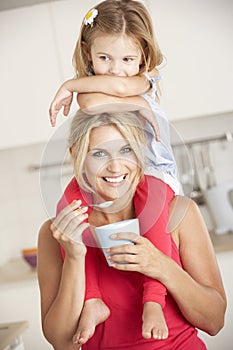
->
[38,109,226,350]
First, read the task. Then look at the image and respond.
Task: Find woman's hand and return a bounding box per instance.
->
[106,232,166,279]
[51,200,89,259]
[49,81,74,127]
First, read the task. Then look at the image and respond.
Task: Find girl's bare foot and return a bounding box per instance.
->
[73,298,110,345]
[142,301,168,340]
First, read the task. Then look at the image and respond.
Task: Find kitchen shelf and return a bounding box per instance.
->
[210,231,233,253]
[0,258,37,285]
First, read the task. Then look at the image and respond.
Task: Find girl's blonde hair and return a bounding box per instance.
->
[73,0,163,77]
[68,109,146,193]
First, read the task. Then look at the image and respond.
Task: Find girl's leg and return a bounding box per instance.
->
[73,245,110,345]
[135,176,174,339]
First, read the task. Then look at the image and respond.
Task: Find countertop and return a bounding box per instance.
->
[0,321,29,350]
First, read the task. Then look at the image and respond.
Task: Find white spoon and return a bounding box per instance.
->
[80,201,113,209]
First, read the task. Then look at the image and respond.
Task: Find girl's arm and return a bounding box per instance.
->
[107,196,226,336]
[49,74,151,126]
[37,202,89,349]
[77,92,160,141]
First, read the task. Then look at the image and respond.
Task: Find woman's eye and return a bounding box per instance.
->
[121,146,132,154]
[93,150,107,157]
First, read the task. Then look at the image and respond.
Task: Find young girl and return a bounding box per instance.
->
[49,0,180,345]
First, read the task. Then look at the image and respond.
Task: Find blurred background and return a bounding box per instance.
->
[0,0,232,349]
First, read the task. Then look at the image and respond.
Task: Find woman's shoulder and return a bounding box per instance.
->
[169,195,199,232]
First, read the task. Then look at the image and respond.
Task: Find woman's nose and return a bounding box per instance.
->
[106,158,122,172]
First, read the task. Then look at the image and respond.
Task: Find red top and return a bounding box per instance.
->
[57,177,206,350]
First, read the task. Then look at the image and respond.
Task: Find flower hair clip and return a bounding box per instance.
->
[84,8,98,27]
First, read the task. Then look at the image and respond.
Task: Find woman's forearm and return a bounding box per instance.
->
[42,256,85,348]
[158,255,226,335]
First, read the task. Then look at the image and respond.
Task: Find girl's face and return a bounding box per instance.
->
[89,33,142,77]
[83,125,139,202]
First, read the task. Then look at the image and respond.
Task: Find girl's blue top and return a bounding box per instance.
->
[142,74,180,194]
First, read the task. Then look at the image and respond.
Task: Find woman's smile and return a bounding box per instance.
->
[102,174,127,185]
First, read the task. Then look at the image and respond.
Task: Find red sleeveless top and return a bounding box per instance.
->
[57,176,206,350]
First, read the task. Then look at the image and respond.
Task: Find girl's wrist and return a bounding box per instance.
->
[63,78,77,92]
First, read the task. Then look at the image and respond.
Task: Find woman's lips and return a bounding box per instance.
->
[102,174,127,184]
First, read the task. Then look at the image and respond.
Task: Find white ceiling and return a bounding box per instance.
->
[0,0,63,12]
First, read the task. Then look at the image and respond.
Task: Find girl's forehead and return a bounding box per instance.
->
[91,33,140,52]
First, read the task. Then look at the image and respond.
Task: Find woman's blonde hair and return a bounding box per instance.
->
[73,0,163,77]
[68,109,146,193]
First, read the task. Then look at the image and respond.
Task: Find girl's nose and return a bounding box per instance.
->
[109,61,121,76]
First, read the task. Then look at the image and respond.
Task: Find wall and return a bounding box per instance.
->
[145,0,233,119]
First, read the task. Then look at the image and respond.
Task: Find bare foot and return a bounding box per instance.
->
[142,301,168,340]
[73,298,110,345]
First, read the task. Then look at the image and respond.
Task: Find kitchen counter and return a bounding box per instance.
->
[0,321,29,350]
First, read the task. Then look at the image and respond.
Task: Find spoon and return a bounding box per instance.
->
[80,201,113,209]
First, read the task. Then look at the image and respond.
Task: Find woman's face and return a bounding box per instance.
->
[84,125,139,202]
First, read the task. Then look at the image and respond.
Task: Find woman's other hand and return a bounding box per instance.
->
[106,232,165,279]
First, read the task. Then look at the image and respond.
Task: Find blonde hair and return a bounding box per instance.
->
[68,109,146,193]
[73,0,163,77]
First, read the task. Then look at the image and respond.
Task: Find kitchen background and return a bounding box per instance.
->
[0,0,233,349]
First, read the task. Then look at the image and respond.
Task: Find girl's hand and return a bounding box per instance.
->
[49,82,74,127]
[138,108,160,141]
[50,200,89,259]
[106,232,165,279]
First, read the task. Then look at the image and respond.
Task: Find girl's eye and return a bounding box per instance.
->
[99,55,110,62]
[123,57,133,63]
[92,150,107,157]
